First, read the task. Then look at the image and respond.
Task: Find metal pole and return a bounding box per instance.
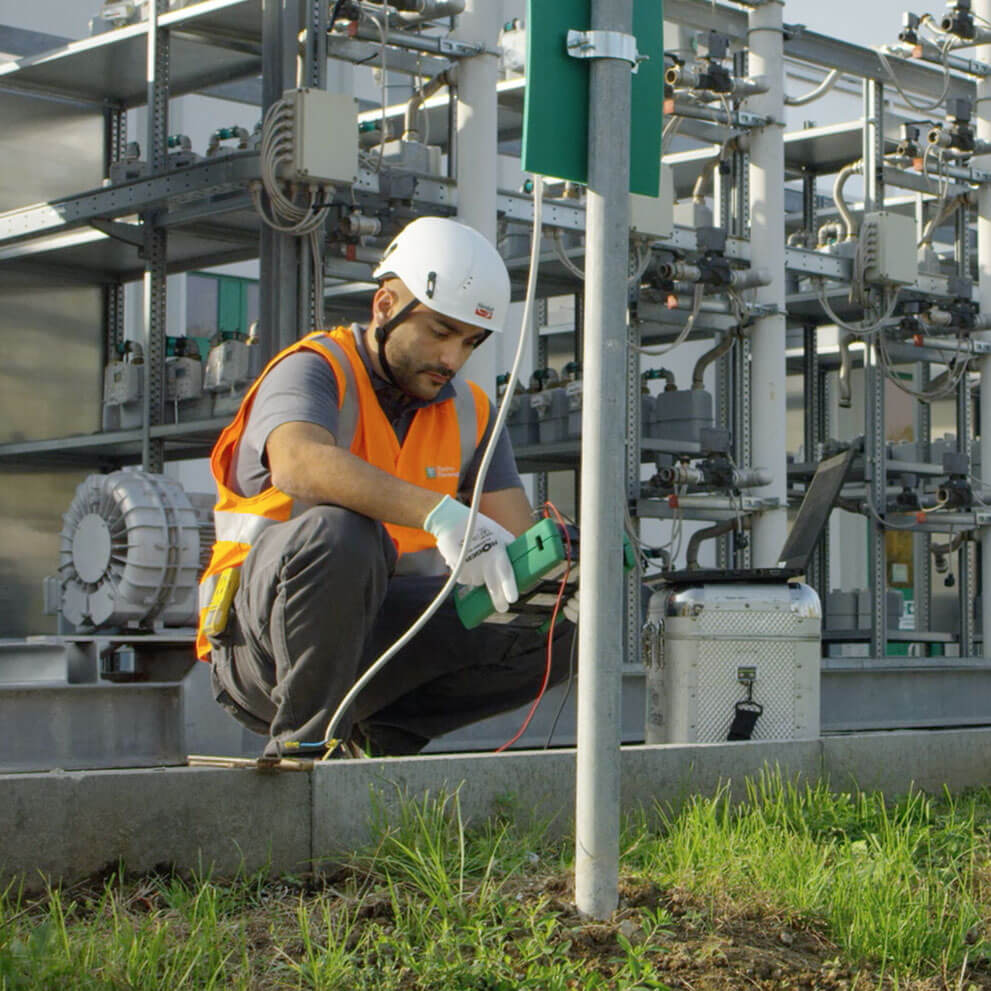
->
[746,0,787,565]
[863,79,888,657]
[575,0,633,921]
[260,0,301,357]
[455,0,501,398]
[976,0,991,656]
[142,0,168,474]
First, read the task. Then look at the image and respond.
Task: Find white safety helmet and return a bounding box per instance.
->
[373,216,511,333]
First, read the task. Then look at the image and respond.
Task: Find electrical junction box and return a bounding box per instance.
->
[629,163,673,240]
[861,210,917,286]
[381,139,442,176]
[285,88,358,185]
[103,360,141,406]
[644,583,822,744]
[204,339,251,393]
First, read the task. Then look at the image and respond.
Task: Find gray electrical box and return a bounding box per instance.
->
[629,163,674,240]
[285,88,358,186]
[861,211,917,286]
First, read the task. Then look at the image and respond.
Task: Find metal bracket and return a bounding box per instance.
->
[952,56,991,77]
[736,110,767,128]
[566,29,648,73]
[747,302,780,318]
[437,38,486,58]
[90,218,145,248]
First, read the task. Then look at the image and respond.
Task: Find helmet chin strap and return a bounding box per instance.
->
[374,297,420,392]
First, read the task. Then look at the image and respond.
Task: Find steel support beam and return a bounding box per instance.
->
[260,0,301,357]
[979,0,991,657]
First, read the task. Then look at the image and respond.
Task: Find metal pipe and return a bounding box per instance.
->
[746,0,788,567]
[731,267,772,290]
[692,330,736,389]
[838,332,854,408]
[403,69,450,142]
[666,293,735,313]
[976,0,991,658]
[692,157,719,203]
[455,0,500,394]
[927,128,991,156]
[575,0,632,922]
[817,221,844,245]
[834,162,862,240]
[393,0,465,26]
[664,64,768,98]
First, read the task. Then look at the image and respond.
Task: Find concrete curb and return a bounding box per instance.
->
[3,730,991,887]
[1,767,311,887]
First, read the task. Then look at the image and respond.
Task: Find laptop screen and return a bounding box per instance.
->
[776,446,858,571]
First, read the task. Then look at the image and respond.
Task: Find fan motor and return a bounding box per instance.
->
[58,470,213,630]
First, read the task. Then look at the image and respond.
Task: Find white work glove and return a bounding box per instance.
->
[424,495,519,613]
[563,588,580,624]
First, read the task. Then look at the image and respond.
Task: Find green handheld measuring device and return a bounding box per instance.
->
[454,517,636,630]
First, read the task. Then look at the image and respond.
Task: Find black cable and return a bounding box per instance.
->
[544,618,578,749]
[329,0,347,31]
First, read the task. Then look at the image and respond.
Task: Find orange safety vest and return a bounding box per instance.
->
[196,326,490,658]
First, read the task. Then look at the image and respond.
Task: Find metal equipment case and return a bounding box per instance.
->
[645,582,822,743]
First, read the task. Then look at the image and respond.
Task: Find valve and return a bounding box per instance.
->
[899,11,922,45]
[927,99,991,156]
[924,298,980,332]
[939,0,989,40]
[664,31,766,99]
[936,451,974,509]
[895,123,922,160]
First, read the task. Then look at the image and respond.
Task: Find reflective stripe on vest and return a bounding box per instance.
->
[196,326,490,658]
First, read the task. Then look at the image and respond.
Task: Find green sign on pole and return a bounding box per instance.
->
[522,0,664,197]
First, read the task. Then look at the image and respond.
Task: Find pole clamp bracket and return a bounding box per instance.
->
[566,29,648,73]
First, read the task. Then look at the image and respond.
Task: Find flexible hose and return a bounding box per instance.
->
[833,163,861,241]
[691,328,737,390]
[785,67,841,106]
[686,517,751,570]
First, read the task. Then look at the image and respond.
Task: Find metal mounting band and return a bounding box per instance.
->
[566,29,647,72]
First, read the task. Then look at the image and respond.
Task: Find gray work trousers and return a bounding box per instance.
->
[208,505,576,756]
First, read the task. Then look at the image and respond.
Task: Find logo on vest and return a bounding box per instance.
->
[426,465,459,480]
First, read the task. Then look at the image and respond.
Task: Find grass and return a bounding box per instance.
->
[2,774,991,989]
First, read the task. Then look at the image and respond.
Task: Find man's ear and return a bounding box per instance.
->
[371,285,396,325]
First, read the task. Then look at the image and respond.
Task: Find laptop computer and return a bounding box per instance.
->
[659,443,859,585]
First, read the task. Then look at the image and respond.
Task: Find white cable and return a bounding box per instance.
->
[877,330,970,402]
[632,283,705,356]
[662,114,682,141]
[553,228,586,281]
[815,279,902,338]
[553,228,654,288]
[319,177,547,752]
[877,39,952,114]
[361,4,390,172]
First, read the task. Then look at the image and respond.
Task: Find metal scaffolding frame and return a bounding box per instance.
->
[0,0,990,716]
